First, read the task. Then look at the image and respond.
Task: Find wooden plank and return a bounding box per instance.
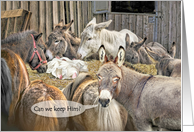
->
[73,1,77,36]
[59,1,65,24]
[168,1,173,49]
[46,1,52,41]
[6,1,12,11]
[115,14,121,31]
[136,15,143,38]
[129,14,136,34]
[161,1,169,50]
[143,15,149,39]
[1,18,8,39]
[82,1,88,28]
[148,24,154,43]
[69,1,74,32]
[88,1,92,22]
[12,1,20,10]
[108,14,115,30]
[29,1,39,31]
[122,14,128,30]
[176,1,181,59]
[103,13,106,22]
[39,1,46,41]
[1,1,6,11]
[157,1,162,43]
[21,1,28,10]
[65,1,70,23]
[171,1,177,51]
[77,1,81,37]
[53,1,59,28]
[5,18,10,38]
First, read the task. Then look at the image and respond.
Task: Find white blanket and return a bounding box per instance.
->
[46,57,88,79]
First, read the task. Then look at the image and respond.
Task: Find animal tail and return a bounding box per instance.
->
[34,96,59,131]
[1,58,12,116]
[62,73,92,100]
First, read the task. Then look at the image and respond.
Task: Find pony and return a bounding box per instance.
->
[1,30,48,73]
[125,33,173,64]
[62,73,132,131]
[15,80,69,131]
[1,48,68,130]
[1,48,30,128]
[77,17,139,59]
[46,20,80,60]
[96,45,181,131]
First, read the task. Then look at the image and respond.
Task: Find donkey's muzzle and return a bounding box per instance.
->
[77,53,82,59]
[98,98,110,107]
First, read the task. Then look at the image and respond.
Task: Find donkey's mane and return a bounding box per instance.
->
[1,30,37,44]
[68,31,77,38]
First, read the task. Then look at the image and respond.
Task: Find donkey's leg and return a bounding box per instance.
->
[133,118,153,131]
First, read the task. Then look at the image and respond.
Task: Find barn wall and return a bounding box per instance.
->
[1,1,181,58]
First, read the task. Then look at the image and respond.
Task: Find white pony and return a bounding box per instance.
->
[77,17,139,59]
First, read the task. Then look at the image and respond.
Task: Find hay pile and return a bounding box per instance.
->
[26,60,157,90]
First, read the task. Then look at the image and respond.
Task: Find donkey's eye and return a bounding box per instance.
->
[96,74,102,81]
[112,77,119,83]
[88,38,92,41]
[55,40,60,45]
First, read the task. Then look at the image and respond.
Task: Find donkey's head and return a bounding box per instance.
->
[77,17,112,59]
[97,45,125,107]
[125,33,147,64]
[29,33,48,73]
[46,20,74,60]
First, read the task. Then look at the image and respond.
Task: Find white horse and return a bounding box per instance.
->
[77,17,139,59]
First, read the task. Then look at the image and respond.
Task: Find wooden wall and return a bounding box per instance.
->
[1,1,181,58]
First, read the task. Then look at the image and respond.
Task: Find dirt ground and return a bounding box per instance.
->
[26,60,157,90]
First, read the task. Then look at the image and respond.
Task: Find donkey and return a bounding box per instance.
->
[145,43,181,77]
[155,58,181,77]
[1,48,30,128]
[96,45,181,131]
[77,17,139,60]
[125,33,172,64]
[15,80,69,131]
[1,30,48,73]
[46,20,81,60]
[62,73,132,131]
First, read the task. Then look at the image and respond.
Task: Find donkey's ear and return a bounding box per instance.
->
[95,20,112,30]
[33,33,43,41]
[125,33,130,49]
[114,46,125,67]
[134,37,147,51]
[98,45,108,63]
[62,20,74,31]
[86,17,96,27]
[168,42,176,58]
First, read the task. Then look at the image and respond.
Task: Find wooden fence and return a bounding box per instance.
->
[1,1,181,58]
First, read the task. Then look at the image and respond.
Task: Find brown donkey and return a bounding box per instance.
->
[125,34,172,64]
[1,49,68,130]
[46,20,80,60]
[96,45,181,131]
[1,48,30,129]
[1,30,48,73]
[15,80,69,131]
[62,73,131,131]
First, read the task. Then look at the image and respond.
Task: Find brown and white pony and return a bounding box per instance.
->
[15,80,69,131]
[62,73,132,131]
[1,48,30,129]
[1,48,68,131]
[1,30,48,73]
[96,45,181,131]
[46,20,80,60]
